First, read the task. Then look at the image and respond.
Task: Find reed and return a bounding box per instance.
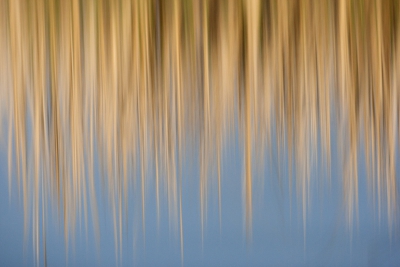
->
[0,0,399,265]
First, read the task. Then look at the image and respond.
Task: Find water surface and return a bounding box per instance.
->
[0,0,399,266]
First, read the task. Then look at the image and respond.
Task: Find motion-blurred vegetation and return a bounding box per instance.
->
[0,0,399,265]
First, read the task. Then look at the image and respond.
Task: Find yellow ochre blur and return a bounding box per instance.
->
[0,0,399,265]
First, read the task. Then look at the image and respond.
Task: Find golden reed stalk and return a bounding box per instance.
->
[0,0,399,265]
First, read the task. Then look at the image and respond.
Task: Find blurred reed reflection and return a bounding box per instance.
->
[0,0,399,265]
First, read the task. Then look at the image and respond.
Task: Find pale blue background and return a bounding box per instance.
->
[1,126,400,266]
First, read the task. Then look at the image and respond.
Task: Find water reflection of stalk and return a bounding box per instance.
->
[1,0,399,265]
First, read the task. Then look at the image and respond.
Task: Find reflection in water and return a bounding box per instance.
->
[0,0,399,265]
